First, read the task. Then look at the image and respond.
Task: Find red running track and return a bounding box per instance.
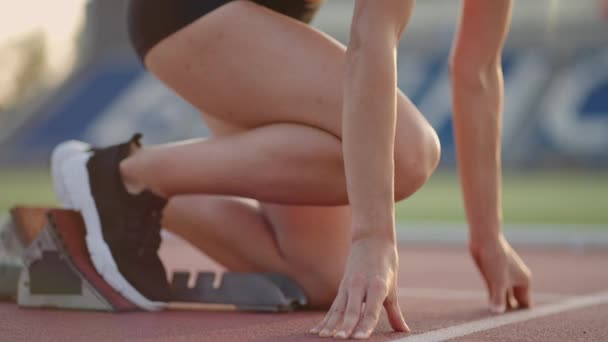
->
[1,233,607,341]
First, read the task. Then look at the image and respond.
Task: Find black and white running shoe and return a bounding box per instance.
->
[51,134,169,310]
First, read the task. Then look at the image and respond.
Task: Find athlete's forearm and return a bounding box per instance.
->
[452,65,504,246]
[451,0,512,249]
[344,0,415,243]
[343,41,398,242]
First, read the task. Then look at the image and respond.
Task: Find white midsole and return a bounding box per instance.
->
[52,144,167,311]
[51,141,90,208]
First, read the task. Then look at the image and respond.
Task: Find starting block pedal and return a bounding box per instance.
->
[0,207,49,300]
[18,208,138,311]
[1,207,308,312]
[0,217,21,300]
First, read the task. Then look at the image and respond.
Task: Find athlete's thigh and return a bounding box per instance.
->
[144,0,430,143]
[143,0,341,135]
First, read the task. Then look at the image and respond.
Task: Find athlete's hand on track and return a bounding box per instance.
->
[471,234,532,313]
[310,237,409,339]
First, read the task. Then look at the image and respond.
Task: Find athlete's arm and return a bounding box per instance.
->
[310,0,414,339]
[450,0,531,312]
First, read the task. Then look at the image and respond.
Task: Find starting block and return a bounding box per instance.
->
[170,272,308,312]
[0,207,307,312]
[0,217,21,300]
[0,207,48,300]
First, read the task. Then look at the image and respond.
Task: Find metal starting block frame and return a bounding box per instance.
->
[170,271,307,312]
[0,207,308,312]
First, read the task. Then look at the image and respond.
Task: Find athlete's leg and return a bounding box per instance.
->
[161,113,349,308]
[163,196,281,274]
[124,124,346,204]
[262,202,351,306]
[163,195,350,307]
[120,0,440,205]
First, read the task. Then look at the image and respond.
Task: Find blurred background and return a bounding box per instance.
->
[0,0,606,237]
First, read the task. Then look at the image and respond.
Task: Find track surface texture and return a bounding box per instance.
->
[1,233,607,341]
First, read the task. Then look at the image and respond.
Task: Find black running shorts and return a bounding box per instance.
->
[128,0,323,62]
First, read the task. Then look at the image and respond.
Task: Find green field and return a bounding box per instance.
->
[1,168,607,227]
[397,170,608,226]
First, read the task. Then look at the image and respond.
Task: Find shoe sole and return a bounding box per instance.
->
[52,143,167,311]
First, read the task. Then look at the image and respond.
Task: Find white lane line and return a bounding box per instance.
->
[398,287,569,302]
[394,291,608,342]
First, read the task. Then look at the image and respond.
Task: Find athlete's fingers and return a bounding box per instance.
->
[480,270,492,302]
[352,282,386,339]
[513,283,532,309]
[490,283,508,314]
[384,287,409,332]
[310,290,347,334]
[309,312,327,334]
[309,318,325,335]
[514,261,532,309]
[318,290,348,337]
[312,295,343,334]
[472,255,492,299]
[335,283,365,339]
[506,289,517,310]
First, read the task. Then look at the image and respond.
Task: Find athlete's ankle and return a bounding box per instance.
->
[119,143,149,195]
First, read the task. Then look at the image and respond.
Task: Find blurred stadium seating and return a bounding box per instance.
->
[0,0,606,168]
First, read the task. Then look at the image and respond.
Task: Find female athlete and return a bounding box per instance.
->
[52,0,532,339]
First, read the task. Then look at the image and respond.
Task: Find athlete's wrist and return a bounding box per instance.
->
[469,227,504,255]
[351,219,396,244]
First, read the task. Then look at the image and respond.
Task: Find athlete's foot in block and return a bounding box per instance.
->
[470,235,533,313]
[51,134,170,311]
